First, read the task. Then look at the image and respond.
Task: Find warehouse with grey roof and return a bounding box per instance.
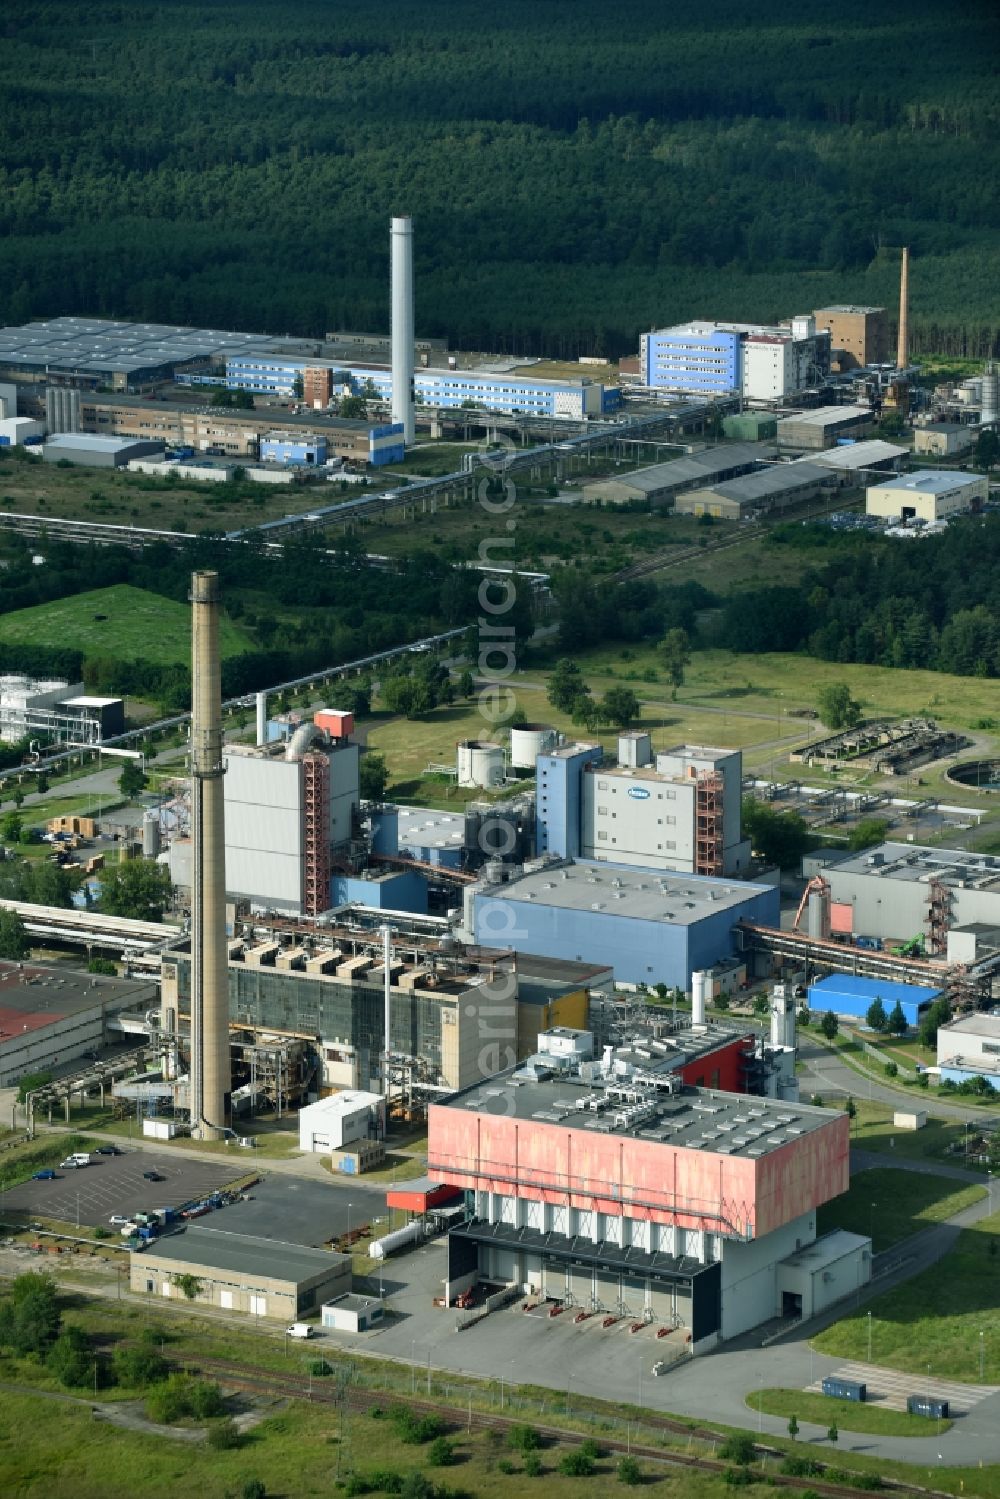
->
[580,443,775,507]
[674,461,832,519]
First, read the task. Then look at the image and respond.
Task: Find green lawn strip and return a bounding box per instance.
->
[0,585,253,667]
[0,1133,102,1192]
[813,1211,1000,1383]
[817,1167,985,1253]
[748,1386,950,1437]
[3,1291,998,1498]
[842,1099,993,1170]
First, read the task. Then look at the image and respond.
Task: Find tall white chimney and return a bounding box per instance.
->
[691,971,707,1028]
[391,214,415,445]
[255,691,267,748]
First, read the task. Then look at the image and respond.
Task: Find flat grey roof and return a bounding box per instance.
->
[830,841,1000,892]
[138,1226,348,1282]
[869,471,982,494]
[704,462,829,502]
[445,1070,834,1158]
[938,1013,1000,1039]
[808,440,906,470]
[589,443,773,493]
[777,405,870,427]
[398,806,465,848]
[45,433,143,452]
[325,1292,381,1311]
[0,960,153,1027]
[484,860,771,926]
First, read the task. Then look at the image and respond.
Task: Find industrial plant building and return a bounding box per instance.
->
[674,461,832,520]
[160,930,520,1097]
[0,676,124,747]
[806,972,942,1028]
[223,714,360,917]
[536,738,750,877]
[865,470,986,523]
[936,1012,1000,1092]
[804,439,906,479]
[466,859,778,989]
[42,433,165,468]
[76,395,405,467]
[0,959,156,1087]
[639,318,829,400]
[775,406,873,450]
[815,842,1000,954]
[131,1227,351,1321]
[912,423,976,458]
[429,1029,863,1348]
[579,442,775,507]
[813,306,889,371]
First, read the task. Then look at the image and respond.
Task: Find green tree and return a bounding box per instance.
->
[547,658,587,714]
[457,668,476,699]
[100,859,172,921]
[338,395,368,419]
[849,818,890,852]
[0,908,29,960]
[659,627,691,697]
[886,1000,908,1036]
[787,1415,799,1440]
[87,957,118,977]
[118,760,148,798]
[1,811,24,844]
[113,1342,168,1388]
[427,1436,454,1466]
[973,429,998,471]
[47,1325,93,1388]
[844,1095,857,1119]
[16,1070,52,1104]
[741,797,811,868]
[719,1434,755,1464]
[617,1455,642,1485]
[919,997,951,1046]
[508,1425,541,1453]
[292,374,304,400]
[866,996,888,1032]
[827,1422,839,1444]
[816,683,862,730]
[559,1450,595,1476]
[0,1272,61,1354]
[359,751,389,802]
[820,1010,839,1040]
[599,685,640,727]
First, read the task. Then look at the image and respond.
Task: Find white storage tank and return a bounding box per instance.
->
[370,1221,423,1259]
[509,722,557,770]
[457,739,504,788]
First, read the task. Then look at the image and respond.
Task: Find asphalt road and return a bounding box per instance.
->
[798,1035,1000,1127]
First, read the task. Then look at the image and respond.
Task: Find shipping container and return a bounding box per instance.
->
[822,1376,866,1402]
[907,1395,949,1419]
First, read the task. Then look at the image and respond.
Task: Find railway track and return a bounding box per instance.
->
[181,1353,951,1499]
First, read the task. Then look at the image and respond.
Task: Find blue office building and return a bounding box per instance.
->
[806,974,941,1028]
[640,323,743,396]
[470,859,778,989]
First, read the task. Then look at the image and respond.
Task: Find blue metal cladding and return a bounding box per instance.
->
[644,329,741,395]
[806,973,941,1027]
[535,746,602,858]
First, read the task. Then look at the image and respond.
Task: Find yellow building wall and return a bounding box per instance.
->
[516,986,589,1060]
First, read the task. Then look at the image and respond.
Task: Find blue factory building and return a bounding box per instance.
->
[536,743,603,858]
[640,323,742,396]
[468,859,778,989]
[260,432,328,466]
[331,869,427,915]
[806,973,941,1029]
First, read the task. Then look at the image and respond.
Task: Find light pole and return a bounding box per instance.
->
[869,1201,877,1253]
[980,1331,985,1382]
[347,1202,352,1252]
[867,1311,872,1365]
[411,1339,416,1394]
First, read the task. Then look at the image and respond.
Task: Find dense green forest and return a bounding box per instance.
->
[553,514,1000,679]
[0,532,482,708]
[0,1,996,356]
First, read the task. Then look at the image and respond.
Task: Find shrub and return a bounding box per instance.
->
[113,1343,168,1388]
[617,1454,642,1485]
[427,1436,454,1467]
[309,1359,333,1376]
[189,1380,225,1418]
[723,1469,753,1487]
[781,1456,821,1477]
[719,1433,756,1465]
[146,1373,224,1424]
[579,1438,603,1459]
[559,1450,596,1476]
[390,1407,445,1444]
[497,1458,516,1474]
[46,1326,94,1388]
[238,1482,266,1499]
[523,1451,542,1476]
[508,1424,541,1452]
[207,1418,242,1449]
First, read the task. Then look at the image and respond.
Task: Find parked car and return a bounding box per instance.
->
[108,1215,131,1227]
[31,1169,58,1181]
[95,1145,122,1156]
[142,1170,164,1182]
[59,1159,82,1169]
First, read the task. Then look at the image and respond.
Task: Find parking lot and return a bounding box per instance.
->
[0,1150,389,1245]
[0,1151,239,1229]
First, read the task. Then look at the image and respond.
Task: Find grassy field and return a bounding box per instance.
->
[0,449,323,532]
[816,1167,985,1254]
[747,1387,948,1437]
[813,1210,1000,1383]
[0,585,253,666]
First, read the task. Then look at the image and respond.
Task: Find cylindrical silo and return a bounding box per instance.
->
[980,361,999,426]
[509,722,558,771]
[255,691,267,747]
[807,889,831,940]
[457,739,504,788]
[691,971,707,1028]
[142,810,161,859]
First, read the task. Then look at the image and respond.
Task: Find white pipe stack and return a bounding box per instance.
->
[390,215,415,445]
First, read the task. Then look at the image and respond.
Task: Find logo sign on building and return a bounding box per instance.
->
[627,787,651,801]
